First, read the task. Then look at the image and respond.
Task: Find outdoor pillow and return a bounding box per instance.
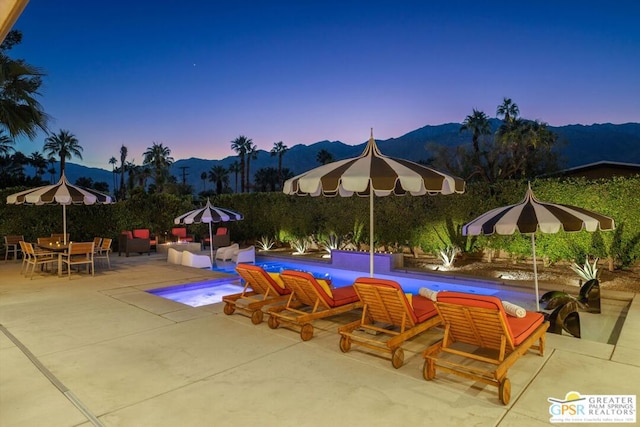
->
[316,279,333,298]
[502,300,526,318]
[405,293,413,307]
[419,287,439,301]
[267,272,286,289]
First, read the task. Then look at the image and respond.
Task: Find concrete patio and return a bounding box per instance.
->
[1,252,638,426]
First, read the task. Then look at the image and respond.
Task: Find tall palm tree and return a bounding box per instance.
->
[245,141,258,192]
[43,129,82,176]
[143,141,174,193]
[228,161,241,193]
[0,130,14,155]
[108,156,118,193]
[200,171,207,191]
[230,135,252,193]
[270,140,288,188]
[208,165,230,194]
[460,109,491,153]
[119,145,128,198]
[496,97,519,123]
[0,31,50,139]
[29,151,47,179]
[316,148,334,165]
[47,157,56,183]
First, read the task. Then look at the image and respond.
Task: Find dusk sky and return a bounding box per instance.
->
[10,1,640,169]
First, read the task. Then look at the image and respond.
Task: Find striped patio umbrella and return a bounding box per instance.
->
[463,183,615,310]
[174,198,244,261]
[6,172,115,244]
[283,129,465,276]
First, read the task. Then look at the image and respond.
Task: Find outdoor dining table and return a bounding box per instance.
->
[36,242,69,277]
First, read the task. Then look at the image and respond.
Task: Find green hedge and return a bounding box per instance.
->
[2,177,639,267]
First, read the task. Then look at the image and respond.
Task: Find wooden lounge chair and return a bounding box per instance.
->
[338,277,442,368]
[422,291,549,405]
[266,270,363,341]
[222,264,292,324]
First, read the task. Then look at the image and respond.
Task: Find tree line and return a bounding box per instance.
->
[3,29,563,201]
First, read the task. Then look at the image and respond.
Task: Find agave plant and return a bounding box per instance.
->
[570,257,600,281]
[319,233,341,254]
[257,235,275,251]
[290,238,311,254]
[438,246,460,269]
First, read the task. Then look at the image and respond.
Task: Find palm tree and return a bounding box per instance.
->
[0,130,14,155]
[228,161,241,193]
[253,166,280,192]
[108,156,118,193]
[43,129,82,176]
[143,141,174,193]
[270,140,288,188]
[29,151,47,179]
[200,171,207,191]
[316,148,334,165]
[119,145,127,198]
[230,135,252,193]
[496,97,519,123]
[0,31,50,139]
[208,165,230,194]
[245,141,258,192]
[47,157,55,183]
[460,109,491,153]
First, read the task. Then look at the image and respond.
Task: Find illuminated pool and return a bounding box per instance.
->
[147,256,524,308]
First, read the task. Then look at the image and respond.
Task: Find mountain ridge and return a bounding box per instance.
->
[42,122,640,193]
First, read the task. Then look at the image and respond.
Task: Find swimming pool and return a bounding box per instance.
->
[148,255,534,308]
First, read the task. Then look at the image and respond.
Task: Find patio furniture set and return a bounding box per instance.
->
[223,263,549,405]
[11,234,113,279]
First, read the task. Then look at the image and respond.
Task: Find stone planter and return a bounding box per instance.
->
[330,249,403,274]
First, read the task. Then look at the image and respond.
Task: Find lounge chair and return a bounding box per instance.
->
[232,245,255,264]
[181,251,211,269]
[215,243,239,261]
[338,277,441,368]
[222,264,291,324]
[422,291,549,405]
[170,227,194,242]
[266,270,363,341]
[118,231,151,257]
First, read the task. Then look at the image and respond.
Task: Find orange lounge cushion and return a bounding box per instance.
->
[329,285,360,307]
[410,294,438,323]
[506,312,545,346]
[216,227,228,235]
[436,291,544,346]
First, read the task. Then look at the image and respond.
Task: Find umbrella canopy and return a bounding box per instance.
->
[174,198,244,261]
[283,129,465,276]
[6,172,115,244]
[463,183,615,310]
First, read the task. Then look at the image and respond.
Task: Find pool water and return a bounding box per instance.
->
[149,256,512,308]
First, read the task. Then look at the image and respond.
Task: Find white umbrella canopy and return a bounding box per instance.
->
[283,129,466,276]
[6,172,115,244]
[174,198,244,261]
[462,183,615,310]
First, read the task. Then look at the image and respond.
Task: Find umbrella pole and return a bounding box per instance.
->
[208,223,214,262]
[531,233,540,311]
[369,187,374,277]
[63,205,67,244]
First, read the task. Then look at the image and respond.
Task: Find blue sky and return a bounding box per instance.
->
[10,1,640,169]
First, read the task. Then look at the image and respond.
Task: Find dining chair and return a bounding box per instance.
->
[23,242,56,279]
[95,238,112,269]
[4,235,23,261]
[61,242,95,279]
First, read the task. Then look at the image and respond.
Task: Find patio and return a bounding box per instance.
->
[1,251,638,426]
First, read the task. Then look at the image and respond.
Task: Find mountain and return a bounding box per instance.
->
[47,122,640,193]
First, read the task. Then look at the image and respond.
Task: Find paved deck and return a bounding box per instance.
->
[1,252,638,426]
